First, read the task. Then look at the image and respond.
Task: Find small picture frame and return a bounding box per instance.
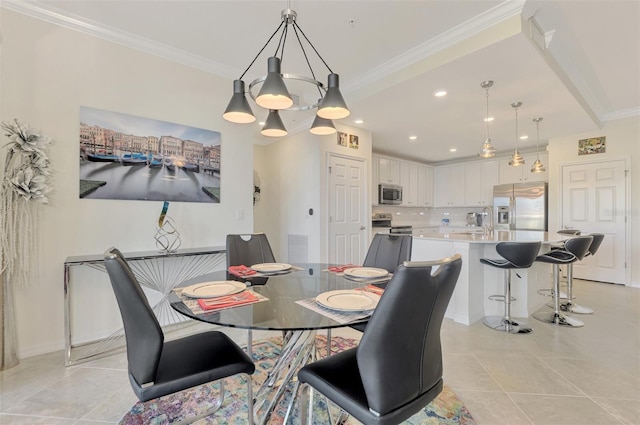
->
[349,134,359,149]
[337,132,348,147]
[578,136,606,155]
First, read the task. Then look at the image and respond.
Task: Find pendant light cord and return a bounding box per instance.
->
[536,120,541,160]
[514,106,519,151]
[294,22,334,74]
[292,24,324,98]
[239,21,285,80]
[485,88,490,139]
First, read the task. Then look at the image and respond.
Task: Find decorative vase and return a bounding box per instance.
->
[0,272,19,370]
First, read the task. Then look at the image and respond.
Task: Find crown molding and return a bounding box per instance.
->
[603,107,640,122]
[2,0,239,80]
[343,0,526,94]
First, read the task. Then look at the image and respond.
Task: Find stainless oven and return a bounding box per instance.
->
[378,184,403,205]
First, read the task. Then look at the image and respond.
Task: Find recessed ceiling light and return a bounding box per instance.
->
[484,117,494,122]
[450,148,457,152]
[434,90,447,97]
[520,135,529,140]
[354,119,364,124]
[409,136,417,140]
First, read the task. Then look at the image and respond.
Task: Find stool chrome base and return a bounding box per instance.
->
[533,310,584,327]
[546,301,594,314]
[483,316,533,334]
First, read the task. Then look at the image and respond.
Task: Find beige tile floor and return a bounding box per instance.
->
[0,279,638,424]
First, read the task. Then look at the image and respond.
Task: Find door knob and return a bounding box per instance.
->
[360,226,366,230]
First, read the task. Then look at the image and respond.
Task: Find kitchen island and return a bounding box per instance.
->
[412,230,558,325]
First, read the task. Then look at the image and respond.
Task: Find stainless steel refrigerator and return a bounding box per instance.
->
[493,182,548,231]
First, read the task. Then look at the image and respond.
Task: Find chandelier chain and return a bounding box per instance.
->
[239,21,285,80]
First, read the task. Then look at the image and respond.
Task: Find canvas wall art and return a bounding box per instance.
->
[79,106,221,203]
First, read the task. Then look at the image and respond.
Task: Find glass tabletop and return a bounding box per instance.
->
[169,263,384,331]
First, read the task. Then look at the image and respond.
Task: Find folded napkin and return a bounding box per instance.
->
[197,290,259,311]
[328,264,360,273]
[228,265,257,277]
[356,284,385,296]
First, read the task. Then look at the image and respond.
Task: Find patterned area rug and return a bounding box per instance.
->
[119,335,476,425]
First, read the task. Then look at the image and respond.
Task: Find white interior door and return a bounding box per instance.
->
[328,155,368,265]
[561,159,628,284]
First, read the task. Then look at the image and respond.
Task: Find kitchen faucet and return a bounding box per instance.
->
[482,206,493,234]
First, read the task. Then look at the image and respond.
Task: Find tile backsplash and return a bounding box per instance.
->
[373,206,489,228]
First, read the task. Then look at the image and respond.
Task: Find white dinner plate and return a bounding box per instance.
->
[343,267,389,279]
[315,290,380,312]
[181,281,246,298]
[251,263,292,273]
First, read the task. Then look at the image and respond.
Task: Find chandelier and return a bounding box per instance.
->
[531,117,546,173]
[478,81,497,158]
[508,101,525,166]
[222,4,349,137]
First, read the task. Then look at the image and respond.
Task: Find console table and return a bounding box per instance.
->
[64,246,226,365]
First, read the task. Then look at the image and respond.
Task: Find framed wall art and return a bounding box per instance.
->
[578,136,606,155]
[349,134,359,149]
[337,131,348,147]
[79,106,221,203]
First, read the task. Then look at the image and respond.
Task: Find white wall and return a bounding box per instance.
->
[1,11,260,357]
[547,116,639,286]
[254,124,372,263]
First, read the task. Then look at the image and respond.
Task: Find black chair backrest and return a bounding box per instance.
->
[356,255,462,416]
[496,241,541,268]
[587,233,605,256]
[564,236,594,261]
[226,233,276,267]
[363,233,412,273]
[104,248,163,387]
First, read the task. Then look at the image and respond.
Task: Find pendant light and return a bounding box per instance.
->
[222,80,256,123]
[261,110,288,137]
[508,101,525,166]
[309,99,337,135]
[531,117,546,173]
[478,81,497,158]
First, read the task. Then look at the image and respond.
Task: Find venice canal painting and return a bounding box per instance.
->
[79,106,221,203]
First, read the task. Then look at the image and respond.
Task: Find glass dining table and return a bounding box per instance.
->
[168,263,389,425]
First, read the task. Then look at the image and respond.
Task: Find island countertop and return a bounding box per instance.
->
[414,230,559,244]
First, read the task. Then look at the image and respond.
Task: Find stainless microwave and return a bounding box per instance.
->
[379,184,402,205]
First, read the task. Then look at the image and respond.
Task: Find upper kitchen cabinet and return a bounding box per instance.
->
[372,156,379,206]
[401,162,433,207]
[464,160,499,206]
[378,157,401,185]
[434,164,465,207]
[499,152,548,184]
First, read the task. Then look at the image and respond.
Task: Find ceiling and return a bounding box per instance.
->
[6,0,639,164]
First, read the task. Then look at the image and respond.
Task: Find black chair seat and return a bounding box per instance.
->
[536,249,578,264]
[481,241,541,269]
[139,331,255,402]
[479,258,512,268]
[299,349,443,425]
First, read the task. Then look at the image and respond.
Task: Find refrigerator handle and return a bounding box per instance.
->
[510,196,515,230]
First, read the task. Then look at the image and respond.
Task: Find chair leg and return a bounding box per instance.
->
[246,373,254,424]
[483,269,532,334]
[559,264,594,314]
[299,383,315,425]
[534,264,584,327]
[173,380,225,425]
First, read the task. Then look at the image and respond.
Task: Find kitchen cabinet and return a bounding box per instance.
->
[417,165,434,207]
[499,152,548,184]
[434,164,465,207]
[372,156,379,206]
[378,157,401,185]
[464,160,499,206]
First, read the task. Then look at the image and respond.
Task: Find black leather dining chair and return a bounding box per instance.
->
[299,254,462,425]
[363,233,413,273]
[103,248,255,423]
[349,233,412,333]
[226,233,276,267]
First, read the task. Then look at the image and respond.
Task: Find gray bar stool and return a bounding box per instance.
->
[537,229,582,299]
[480,241,541,334]
[533,235,593,327]
[558,233,605,314]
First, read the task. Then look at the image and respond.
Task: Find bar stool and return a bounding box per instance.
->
[533,235,593,327]
[537,229,582,299]
[480,241,541,334]
[558,233,605,314]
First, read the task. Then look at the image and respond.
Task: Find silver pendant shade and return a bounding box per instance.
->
[531,117,546,173]
[478,81,497,158]
[222,6,349,137]
[508,101,525,166]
